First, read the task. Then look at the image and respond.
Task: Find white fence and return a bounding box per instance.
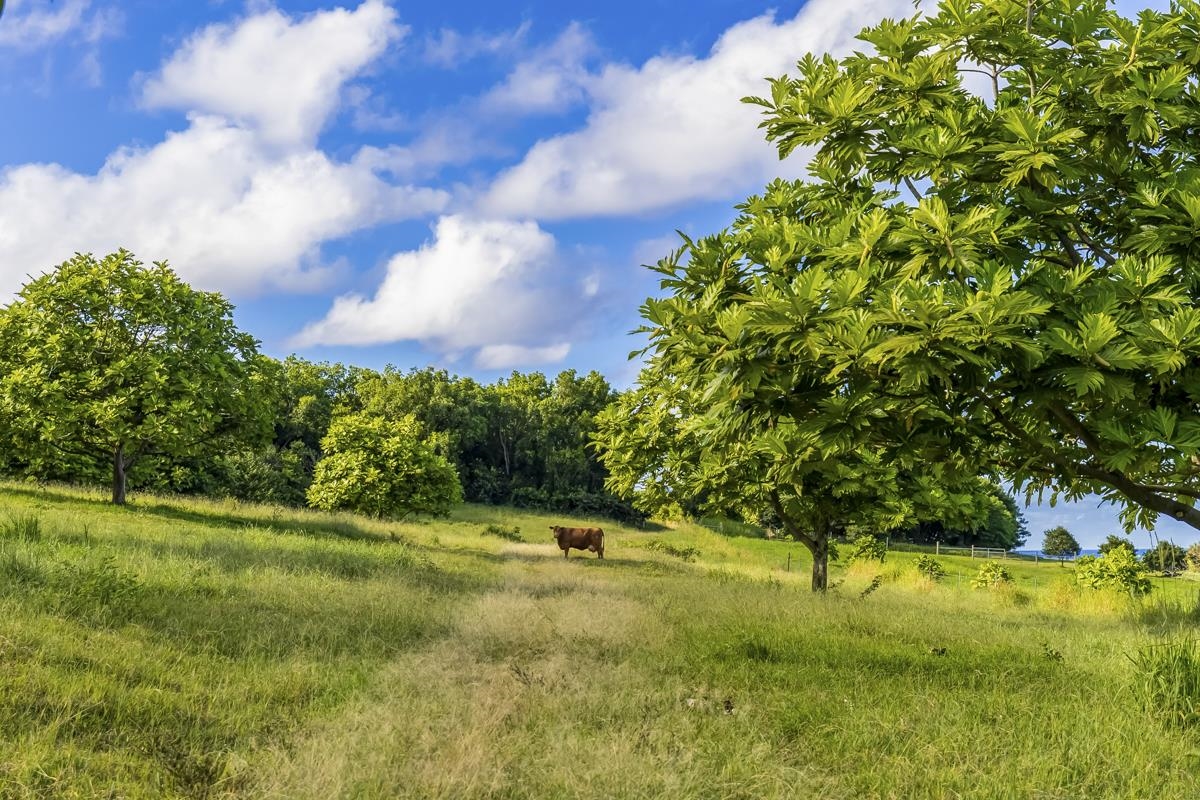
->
[931,544,1011,559]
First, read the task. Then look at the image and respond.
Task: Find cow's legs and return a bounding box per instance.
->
[563,548,569,559]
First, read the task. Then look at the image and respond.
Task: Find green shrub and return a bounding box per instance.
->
[914,554,945,582]
[481,524,522,542]
[845,535,886,564]
[1186,543,1200,573]
[1142,541,1187,575]
[972,561,1013,589]
[1130,638,1200,728]
[307,413,462,519]
[1075,549,1152,597]
[644,540,701,562]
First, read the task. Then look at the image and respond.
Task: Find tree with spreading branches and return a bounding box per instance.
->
[735,0,1200,532]
[0,250,273,504]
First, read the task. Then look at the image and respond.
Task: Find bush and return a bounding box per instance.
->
[914,555,945,582]
[307,413,462,519]
[971,561,1013,589]
[509,486,550,509]
[644,540,701,562]
[1075,548,1151,597]
[480,524,522,542]
[1142,541,1187,575]
[1187,543,1200,573]
[845,535,886,564]
[1130,638,1200,728]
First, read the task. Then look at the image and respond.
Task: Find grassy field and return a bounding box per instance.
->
[1,482,1199,799]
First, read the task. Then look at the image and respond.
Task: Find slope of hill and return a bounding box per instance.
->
[0,483,1196,799]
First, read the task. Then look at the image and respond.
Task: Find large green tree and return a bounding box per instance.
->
[741,0,1200,532]
[595,229,999,591]
[0,250,272,504]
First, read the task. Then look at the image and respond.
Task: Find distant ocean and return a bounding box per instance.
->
[1013,549,1150,560]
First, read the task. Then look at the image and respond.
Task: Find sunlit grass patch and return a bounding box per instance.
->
[1,482,1200,798]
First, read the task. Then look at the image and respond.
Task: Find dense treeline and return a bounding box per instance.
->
[200,362,633,520]
[0,334,644,522]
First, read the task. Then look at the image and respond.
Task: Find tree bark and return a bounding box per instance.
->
[809,530,830,592]
[112,442,127,505]
[768,490,831,592]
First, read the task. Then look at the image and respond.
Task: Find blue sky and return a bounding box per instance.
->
[0,0,1193,548]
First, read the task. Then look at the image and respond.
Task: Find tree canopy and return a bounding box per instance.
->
[306,412,462,519]
[1098,534,1137,558]
[594,226,1002,590]
[0,250,272,504]
[735,0,1200,532]
[1042,526,1082,561]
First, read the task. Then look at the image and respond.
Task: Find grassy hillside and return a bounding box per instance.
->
[1,482,1198,799]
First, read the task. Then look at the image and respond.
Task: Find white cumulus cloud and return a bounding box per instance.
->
[481,0,912,218]
[476,343,570,370]
[0,1,445,300]
[479,22,596,116]
[0,0,93,49]
[295,215,582,362]
[0,118,447,297]
[140,0,402,147]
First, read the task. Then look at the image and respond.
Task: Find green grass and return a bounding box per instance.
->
[2,481,1199,798]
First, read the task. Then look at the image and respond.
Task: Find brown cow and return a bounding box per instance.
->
[550,525,604,559]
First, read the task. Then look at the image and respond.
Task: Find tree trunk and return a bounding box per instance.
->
[499,433,511,476]
[112,442,127,505]
[809,529,830,592]
[768,490,831,593]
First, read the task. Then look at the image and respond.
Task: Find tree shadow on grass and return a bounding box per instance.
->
[1,483,386,543]
[463,546,692,576]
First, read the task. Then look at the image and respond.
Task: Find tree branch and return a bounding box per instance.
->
[1070,222,1117,266]
[1055,230,1084,268]
[902,176,924,203]
[768,489,817,550]
[1046,401,1200,527]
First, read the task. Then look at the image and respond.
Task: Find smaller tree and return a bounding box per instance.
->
[1042,527,1082,564]
[1142,541,1187,576]
[914,555,945,582]
[307,413,462,519]
[971,562,1013,589]
[1098,535,1137,559]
